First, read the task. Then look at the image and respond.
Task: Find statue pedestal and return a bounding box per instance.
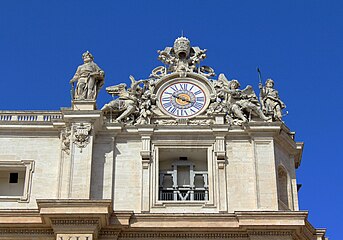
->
[72,100,97,110]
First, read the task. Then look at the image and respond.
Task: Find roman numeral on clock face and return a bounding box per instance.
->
[194,90,202,95]
[193,102,204,110]
[170,85,178,91]
[163,102,172,108]
[160,81,207,117]
[169,107,177,114]
[180,83,188,90]
[196,97,204,102]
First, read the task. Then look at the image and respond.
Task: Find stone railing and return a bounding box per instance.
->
[0,111,62,122]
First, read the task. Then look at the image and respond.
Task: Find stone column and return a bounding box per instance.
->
[138,126,154,213]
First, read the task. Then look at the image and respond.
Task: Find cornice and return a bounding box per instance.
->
[0,228,54,236]
[118,232,249,239]
[0,209,326,239]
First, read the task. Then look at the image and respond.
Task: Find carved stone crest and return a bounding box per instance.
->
[72,123,92,151]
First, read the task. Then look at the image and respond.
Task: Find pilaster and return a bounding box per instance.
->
[212,125,229,212]
[252,136,278,210]
[137,126,154,213]
[59,109,102,199]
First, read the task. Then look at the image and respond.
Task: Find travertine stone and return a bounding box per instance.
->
[72,100,97,111]
[57,234,93,240]
[253,138,278,210]
[0,37,327,240]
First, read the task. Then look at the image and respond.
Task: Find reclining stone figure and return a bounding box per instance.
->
[101,76,148,123]
[220,80,271,123]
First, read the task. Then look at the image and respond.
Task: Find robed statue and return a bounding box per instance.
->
[70,51,105,100]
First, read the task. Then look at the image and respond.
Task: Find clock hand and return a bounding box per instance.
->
[172,94,193,103]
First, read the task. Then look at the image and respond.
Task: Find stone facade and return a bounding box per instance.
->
[0,38,327,240]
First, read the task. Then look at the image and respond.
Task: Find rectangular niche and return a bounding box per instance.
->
[158,148,208,202]
[0,160,34,202]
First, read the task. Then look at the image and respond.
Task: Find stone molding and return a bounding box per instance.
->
[0,228,54,235]
[118,232,249,239]
[0,208,327,240]
[0,159,35,202]
[51,219,100,226]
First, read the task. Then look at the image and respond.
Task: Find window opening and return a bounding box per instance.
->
[9,173,18,183]
[159,154,208,201]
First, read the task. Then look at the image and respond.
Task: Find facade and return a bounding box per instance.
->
[0,38,327,240]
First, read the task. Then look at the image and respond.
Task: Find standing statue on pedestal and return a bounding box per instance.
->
[259,79,285,121]
[70,51,105,100]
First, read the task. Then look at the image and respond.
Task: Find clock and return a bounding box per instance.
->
[159,81,207,118]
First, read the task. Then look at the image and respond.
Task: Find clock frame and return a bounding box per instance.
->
[156,76,212,118]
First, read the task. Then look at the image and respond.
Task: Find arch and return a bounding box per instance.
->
[277,165,291,210]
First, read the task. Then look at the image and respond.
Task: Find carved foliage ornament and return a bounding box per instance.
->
[61,125,71,154]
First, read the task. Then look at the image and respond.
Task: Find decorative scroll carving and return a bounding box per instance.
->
[72,123,92,151]
[61,126,71,154]
[153,119,178,125]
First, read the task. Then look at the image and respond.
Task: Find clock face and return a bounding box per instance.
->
[159,81,207,118]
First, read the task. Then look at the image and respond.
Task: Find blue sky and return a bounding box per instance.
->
[0,0,342,238]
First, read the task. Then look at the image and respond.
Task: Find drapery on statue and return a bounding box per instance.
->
[101,76,150,123]
[70,51,105,100]
[219,79,271,123]
[259,78,285,121]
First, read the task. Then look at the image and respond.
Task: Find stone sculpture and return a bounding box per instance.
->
[101,37,284,126]
[157,37,214,77]
[259,79,286,121]
[70,51,105,100]
[101,76,150,123]
[222,80,271,123]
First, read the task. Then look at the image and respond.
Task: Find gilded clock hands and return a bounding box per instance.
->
[172,94,194,103]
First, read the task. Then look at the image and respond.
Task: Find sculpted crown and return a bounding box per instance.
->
[154,36,213,77]
[173,37,191,59]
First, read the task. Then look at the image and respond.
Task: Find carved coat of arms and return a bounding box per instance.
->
[73,123,92,150]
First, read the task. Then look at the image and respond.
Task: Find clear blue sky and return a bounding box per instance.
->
[0,0,342,238]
